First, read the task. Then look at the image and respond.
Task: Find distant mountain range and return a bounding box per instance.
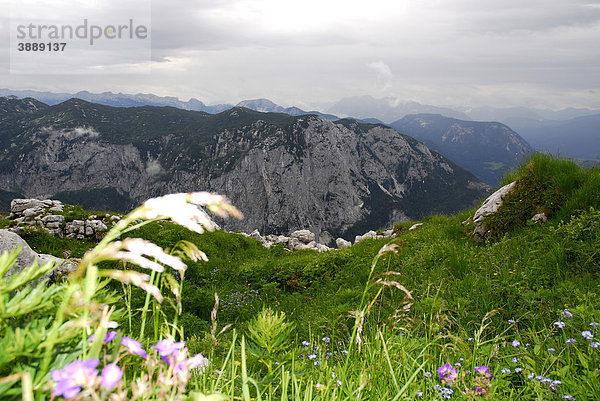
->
[0,88,232,113]
[508,114,600,161]
[3,88,597,164]
[0,89,338,121]
[0,97,489,239]
[326,95,472,123]
[391,114,532,185]
[461,105,600,124]
[235,98,339,120]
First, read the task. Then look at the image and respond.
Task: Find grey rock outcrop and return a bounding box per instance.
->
[9,198,112,239]
[382,229,395,237]
[531,212,547,225]
[336,238,352,249]
[355,230,379,244]
[473,181,516,241]
[251,228,331,252]
[0,229,76,280]
[290,230,315,244]
[409,223,423,231]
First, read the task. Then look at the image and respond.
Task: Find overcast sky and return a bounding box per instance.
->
[1,0,599,110]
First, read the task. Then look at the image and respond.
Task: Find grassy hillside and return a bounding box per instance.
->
[2,154,599,400]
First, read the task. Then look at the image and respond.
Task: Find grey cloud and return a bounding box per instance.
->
[450,1,600,33]
[0,0,599,110]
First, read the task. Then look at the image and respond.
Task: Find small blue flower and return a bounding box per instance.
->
[302,340,310,346]
[416,390,423,396]
[424,371,432,378]
[554,321,566,329]
[502,368,511,374]
[562,395,574,400]
[508,319,516,324]
[512,339,520,347]
[527,373,535,379]
[336,380,342,386]
[322,336,331,343]
[515,367,522,373]
[590,322,599,327]
[308,354,317,360]
[591,342,600,348]
[562,309,573,318]
[566,338,577,344]
[582,331,594,340]
[512,357,519,364]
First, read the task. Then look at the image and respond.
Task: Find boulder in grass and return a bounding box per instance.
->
[531,212,547,225]
[336,238,352,249]
[0,229,77,281]
[408,223,423,231]
[0,229,38,279]
[473,181,516,241]
[355,230,377,244]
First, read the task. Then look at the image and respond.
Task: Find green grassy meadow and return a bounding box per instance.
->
[1,154,599,400]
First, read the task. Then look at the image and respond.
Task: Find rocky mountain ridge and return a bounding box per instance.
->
[0,97,490,239]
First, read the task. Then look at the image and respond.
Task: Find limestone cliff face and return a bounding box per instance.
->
[0,98,489,239]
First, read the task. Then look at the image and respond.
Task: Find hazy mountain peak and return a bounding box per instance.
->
[328,96,471,123]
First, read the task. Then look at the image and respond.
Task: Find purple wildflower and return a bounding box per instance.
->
[121,336,147,359]
[474,366,492,378]
[101,363,123,390]
[152,338,185,358]
[51,359,99,399]
[562,309,573,318]
[566,338,577,344]
[554,321,566,329]
[582,331,594,340]
[437,363,458,384]
[591,342,600,349]
[88,331,118,344]
[512,339,520,347]
[187,353,210,372]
